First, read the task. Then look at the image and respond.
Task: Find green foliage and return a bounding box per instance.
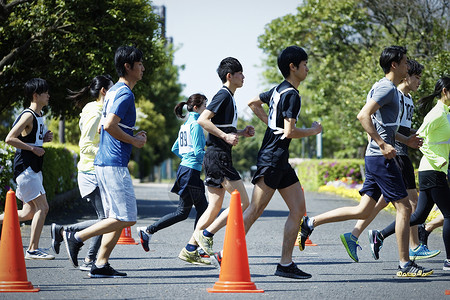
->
[41,144,78,201]
[296,159,365,191]
[258,0,450,159]
[0,141,16,206]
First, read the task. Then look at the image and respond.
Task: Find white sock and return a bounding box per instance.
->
[307,217,315,230]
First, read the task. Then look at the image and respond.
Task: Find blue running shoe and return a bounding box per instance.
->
[340,233,362,262]
[368,229,383,260]
[409,244,440,260]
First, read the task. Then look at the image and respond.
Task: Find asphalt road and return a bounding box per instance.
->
[1,182,449,299]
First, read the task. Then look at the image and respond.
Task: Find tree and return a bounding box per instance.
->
[257,0,449,161]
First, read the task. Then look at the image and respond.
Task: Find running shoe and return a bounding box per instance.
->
[193,230,214,255]
[443,259,450,271]
[88,263,127,278]
[409,244,440,260]
[25,248,55,260]
[136,227,152,252]
[198,248,210,258]
[79,261,94,271]
[274,263,312,279]
[297,216,313,251]
[368,229,383,260]
[396,260,433,277]
[178,248,211,265]
[51,223,64,254]
[340,232,362,262]
[418,224,430,246]
[63,230,84,267]
[210,251,222,269]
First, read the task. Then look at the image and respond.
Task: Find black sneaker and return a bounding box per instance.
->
[88,263,127,278]
[274,263,312,279]
[397,260,433,277]
[51,223,64,254]
[63,230,83,267]
[418,224,430,246]
[297,216,313,251]
[368,229,383,260]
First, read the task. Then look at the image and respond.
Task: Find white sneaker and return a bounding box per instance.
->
[25,248,55,260]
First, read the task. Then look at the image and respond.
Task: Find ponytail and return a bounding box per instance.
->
[174,102,187,119]
[67,75,113,109]
[173,93,207,119]
[418,76,450,115]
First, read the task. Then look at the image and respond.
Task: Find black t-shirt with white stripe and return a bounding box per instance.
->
[257,80,301,169]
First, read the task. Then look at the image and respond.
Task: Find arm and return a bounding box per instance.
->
[197,109,238,146]
[248,96,268,125]
[103,113,146,148]
[283,118,322,139]
[357,99,396,159]
[171,139,182,158]
[395,132,423,149]
[5,113,45,157]
[191,123,206,159]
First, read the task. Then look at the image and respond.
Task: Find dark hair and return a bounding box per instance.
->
[379,46,407,74]
[277,46,308,78]
[67,75,114,109]
[25,78,49,101]
[174,93,207,119]
[217,57,243,83]
[407,59,424,76]
[417,76,450,115]
[115,45,144,77]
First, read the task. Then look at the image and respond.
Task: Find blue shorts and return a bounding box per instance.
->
[95,166,137,222]
[359,156,407,202]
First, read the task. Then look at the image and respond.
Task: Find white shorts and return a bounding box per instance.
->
[95,165,137,222]
[16,167,45,203]
[77,171,98,198]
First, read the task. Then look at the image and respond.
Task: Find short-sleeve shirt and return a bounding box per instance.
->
[94,82,136,167]
[205,86,238,153]
[365,77,400,156]
[395,90,414,156]
[256,80,301,169]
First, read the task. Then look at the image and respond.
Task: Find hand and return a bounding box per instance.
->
[379,143,396,159]
[31,146,45,157]
[133,131,147,148]
[224,132,239,146]
[311,121,322,134]
[406,133,423,149]
[43,130,53,142]
[243,125,255,137]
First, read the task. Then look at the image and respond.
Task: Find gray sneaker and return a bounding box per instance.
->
[178,248,211,265]
[79,260,94,271]
[193,230,214,255]
[25,248,55,260]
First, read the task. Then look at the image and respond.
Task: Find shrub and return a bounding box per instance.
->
[296,159,364,191]
[0,142,16,206]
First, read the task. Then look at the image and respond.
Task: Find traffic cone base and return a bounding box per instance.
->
[0,281,40,292]
[207,281,264,293]
[0,189,40,293]
[117,226,138,245]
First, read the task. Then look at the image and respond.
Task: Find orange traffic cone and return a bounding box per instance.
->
[116,226,138,245]
[0,189,39,292]
[207,190,264,293]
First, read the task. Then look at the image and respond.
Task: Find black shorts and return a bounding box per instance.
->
[394,155,416,189]
[203,147,241,188]
[251,165,299,190]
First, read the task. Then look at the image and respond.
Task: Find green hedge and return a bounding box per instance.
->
[296,159,365,191]
[0,142,78,211]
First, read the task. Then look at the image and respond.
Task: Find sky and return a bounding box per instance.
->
[151,0,301,119]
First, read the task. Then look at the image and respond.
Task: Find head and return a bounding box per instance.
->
[174,93,207,119]
[379,46,407,75]
[401,59,424,93]
[217,57,243,84]
[417,76,450,114]
[277,46,308,79]
[25,78,49,102]
[114,45,144,78]
[68,75,114,109]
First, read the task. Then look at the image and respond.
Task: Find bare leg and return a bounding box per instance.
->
[351,196,388,238]
[391,196,412,263]
[243,178,275,234]
[425,213,444,232]
[95,229,122,266]
[27,194,49,251]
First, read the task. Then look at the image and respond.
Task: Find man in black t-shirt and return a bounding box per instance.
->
[243,46,322,279]
[191,57,255,257]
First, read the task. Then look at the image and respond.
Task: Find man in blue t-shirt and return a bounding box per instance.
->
[243,46,322,279]
[299,46,433,277]
[63,46,147,278]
